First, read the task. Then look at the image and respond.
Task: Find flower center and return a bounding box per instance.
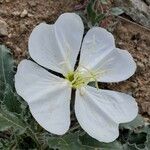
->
[65,70,98,89]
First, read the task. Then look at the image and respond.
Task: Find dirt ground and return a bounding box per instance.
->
[0,0,150,119]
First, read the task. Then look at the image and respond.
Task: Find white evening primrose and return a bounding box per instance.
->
[15,13,138,143]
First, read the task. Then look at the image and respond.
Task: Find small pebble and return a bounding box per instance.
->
[137,62,145,68]
[0,0,4,3]
[12,11,20,16]
[20,9,28,18]
[131,82,138,88]
[0,19,8,36]
[8,33,12,38]
[28,13,34,17]
[20,24,26,33]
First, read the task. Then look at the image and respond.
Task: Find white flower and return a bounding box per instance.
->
[15,13,138,143]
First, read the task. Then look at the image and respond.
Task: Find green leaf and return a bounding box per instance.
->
[0,135,15,150]
[120,124,150,150]
[86,0,107,27]
[80,133,123,150]
[120,114,145,130]
[139,125,150,134]
[110,7,124,16]
[123,143,140,150]
[95,13,106,23]
[48,132,92,150]
[0,45,15,114]
[0,102,41,147]
[86,0,97,25]
[0,45,14,95]
[146,132,150,149]
[137,125,150,149]
[128,132,147,148]
[0,45,24,132]
[2,85,22,114]
[0,105,26,132]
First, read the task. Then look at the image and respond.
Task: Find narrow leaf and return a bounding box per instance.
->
[0,45,14,100]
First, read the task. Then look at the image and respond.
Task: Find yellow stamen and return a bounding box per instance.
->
[65,67,101,89]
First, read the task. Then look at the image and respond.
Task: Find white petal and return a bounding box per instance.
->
[95,48,136,82]
[75,86,138,142]
[29,13,84,75]
[75,89,119,143]
[79,27,136,82]
[15,60,71,135]
[54,13,84,73]
[29,23,66,74]
[79,27,115,71]
[86,86,138,123]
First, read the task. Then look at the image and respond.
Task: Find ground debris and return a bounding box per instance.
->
[114,0,150,28]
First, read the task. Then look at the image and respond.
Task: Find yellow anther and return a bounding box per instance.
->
[65,68,100,89]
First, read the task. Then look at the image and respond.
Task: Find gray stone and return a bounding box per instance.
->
[0,19,8,36]
[20,9,28,18]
